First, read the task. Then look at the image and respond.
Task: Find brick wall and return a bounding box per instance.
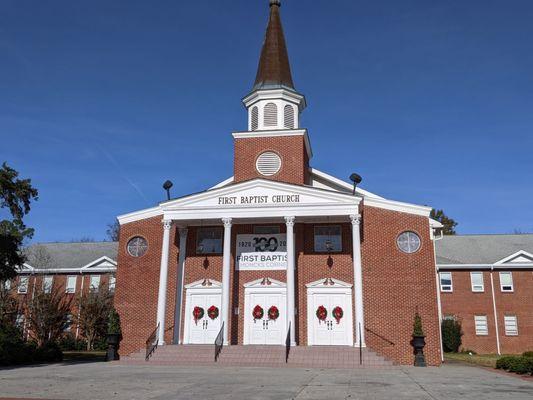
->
[233,136,309,185]
[440,269,533,354]
[361,205,442,366]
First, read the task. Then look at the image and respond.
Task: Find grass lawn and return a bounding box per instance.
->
[63,351,106,363]
[444,352,503,368]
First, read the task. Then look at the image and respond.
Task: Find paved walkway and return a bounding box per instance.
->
[0,362,532,400]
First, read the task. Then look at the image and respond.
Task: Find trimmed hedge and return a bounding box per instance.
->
[496,355,533,375]
[441,319,463,353]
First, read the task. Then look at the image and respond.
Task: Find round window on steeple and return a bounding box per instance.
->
[256,152,282,176]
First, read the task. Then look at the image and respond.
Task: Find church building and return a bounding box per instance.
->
[115,0,444,366]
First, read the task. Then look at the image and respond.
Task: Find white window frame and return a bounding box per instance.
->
[474,315,488,336]
[66,275,77,294]
[18,276,29,294]
[499,271,514,292]
[3,279,11,291]
[470,272,484,292]
[90,275,101,292]
[314,225,342,253]
[439,272,453,292]
[196,227,223,255]
[43,275,53,293]
[504,315,518,336]
[109,275,116,292]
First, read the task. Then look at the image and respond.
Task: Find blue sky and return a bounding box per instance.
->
[1,0,532,243]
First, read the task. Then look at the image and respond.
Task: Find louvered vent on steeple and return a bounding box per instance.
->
[264,103,278,127]
[256,151,282,176]
[284,105,295,129]
[251,106,259,131]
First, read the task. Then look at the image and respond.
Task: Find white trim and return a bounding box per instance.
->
[494,250,533,265]
[439,272,453,292]
[242,88,306,111]
[309,168,383,199]
[474,315,489,336]
[210,177,234,190]
[80,256,117,270]
[498,271,514,292]
[185,279,223,289]
[117,206,162,225]
[305,278,353,288]
[17,267,117,274]
[243,278,286,288]
[232,129,313,159]
[183,280,222,345]
[490,272,501,354]
[437,264,492,270]
[470,271,485,292]
[503,315,518,336]
[364,197,432,217]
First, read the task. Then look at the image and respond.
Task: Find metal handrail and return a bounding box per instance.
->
[285,322,291,363]
[145,323,160,361]
[365,326,395,346]
[214,322,224,362]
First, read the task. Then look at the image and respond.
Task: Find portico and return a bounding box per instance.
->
[149,179,366,347]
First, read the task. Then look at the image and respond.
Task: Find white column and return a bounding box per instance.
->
[173,227,188,344]
[156,219,173,345]
[350,214,365,347]
[285,216,296,346]
[221,217,232,345]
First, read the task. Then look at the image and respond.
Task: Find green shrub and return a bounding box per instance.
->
[58,334,88,351]
[0,324,34,365]
[413,312,424,336]
[496,356,533,375]
[93,337,108,351]
[441,318,463,352]
[522,351,533,358]
[107,308,122,335]
[34,342,63,363]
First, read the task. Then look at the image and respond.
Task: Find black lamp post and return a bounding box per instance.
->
[163,180,173,201]
[349,173,362,195]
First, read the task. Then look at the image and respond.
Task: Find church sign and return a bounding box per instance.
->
[236,234,287,270]
[218,194,301,206]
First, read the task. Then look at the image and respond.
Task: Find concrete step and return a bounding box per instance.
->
[119,344,396,368]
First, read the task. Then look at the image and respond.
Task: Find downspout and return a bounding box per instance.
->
[431,228,444,362]
[489,267,501,355]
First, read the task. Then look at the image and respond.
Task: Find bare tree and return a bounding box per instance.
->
[106,220,120,242]
[25,287,73,347]
[0,282,21,326]
[75,285,113,350]
[23,245,53,269]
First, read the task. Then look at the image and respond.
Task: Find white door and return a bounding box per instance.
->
[187,293,222,344]
[246,291,286,345]
[308,290,352,346]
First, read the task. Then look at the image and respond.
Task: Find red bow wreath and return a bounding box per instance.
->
[268,305,279,321]
[193,306,204,325]
[332,306,344,324]
[252,305,264,321]
[316,305,327,323]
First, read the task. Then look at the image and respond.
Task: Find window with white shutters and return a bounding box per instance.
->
[504,315,518,336]
[284,105,295,129]
[474,315,488,336]
[263,103,278,127]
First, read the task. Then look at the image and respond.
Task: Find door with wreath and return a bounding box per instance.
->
[243,278,287,345]
[184,280,222,345]
[306,278,353,346]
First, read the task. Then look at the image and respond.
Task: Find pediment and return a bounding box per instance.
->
[162,179,359,211]
[81,256,117,271]
[185,279,222,289]
[495,250,533,265]
[244,277,286,288]
[16,263,35,273]
[306,278,353,288]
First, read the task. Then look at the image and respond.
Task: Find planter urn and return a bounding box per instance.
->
[411,335,427,367]
[106,333,121,361]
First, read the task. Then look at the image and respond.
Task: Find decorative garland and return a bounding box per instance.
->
[252,305,264,321]
[193,306,204,325]
[207,305,219,320]
[268,305,279,321]
[332,306,344,324]
[316,305,327,323]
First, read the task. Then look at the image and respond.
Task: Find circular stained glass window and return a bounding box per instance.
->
[397,231,421,254]
[127,236,148,257]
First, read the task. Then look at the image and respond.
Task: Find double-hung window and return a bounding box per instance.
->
[499,272,513,292]
[504,315,518,336]
[90,275,101,292]
[314,226,342,253]
[66,276,77,294]
[18,276,29,294]
[109,275,116,293]
[43,276,53,293]
[439,272,453,292]
[470,272,484,292]
[474,315,488,336]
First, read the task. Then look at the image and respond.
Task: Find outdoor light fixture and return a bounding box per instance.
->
[349,173,362,195]
[163,180,173,200]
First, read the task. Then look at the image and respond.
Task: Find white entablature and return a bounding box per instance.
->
[160,179,361,221]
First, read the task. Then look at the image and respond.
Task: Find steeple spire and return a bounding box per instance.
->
[253,0,295,91]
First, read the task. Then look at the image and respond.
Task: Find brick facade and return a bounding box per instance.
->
[440,269,533,354]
